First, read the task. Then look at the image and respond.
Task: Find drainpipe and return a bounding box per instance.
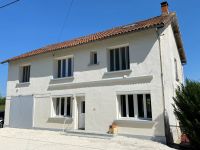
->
[156,27,170,144]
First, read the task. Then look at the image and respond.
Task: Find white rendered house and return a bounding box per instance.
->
[1,2,186,143]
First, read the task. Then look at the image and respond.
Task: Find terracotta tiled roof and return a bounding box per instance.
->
[1,12,186,64]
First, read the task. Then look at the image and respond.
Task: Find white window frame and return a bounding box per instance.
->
[56,56,74,78]
[53,97,72,117]
[108,45,130,72]
[118,93,152,120]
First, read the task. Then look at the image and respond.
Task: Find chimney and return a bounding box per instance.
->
[161,1,169,15]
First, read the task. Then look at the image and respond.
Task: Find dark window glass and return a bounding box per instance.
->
[22,66,30,82]
[27,66,30,82]
[120,95,126,117]
[58,60,61,78]
[81,101,85,114]
[110,50,114,71]
[115,48,120,70]
[68,58,72,77]
[128,95,134,117]
[61,98,65,116]
[94,53,97,64]
[67,97,71,116]
[146,94,152,118]
[24,66,28,82]
[62,59,66,77]
[174,59,179,81]
[137,94,144,118]
[22,66,26,82]
[121,47,126,70]
[126,47,130,69]
[56,98,60,116]
[109,46,130,72]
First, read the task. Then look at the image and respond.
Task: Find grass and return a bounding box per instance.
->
[0,105,5,111]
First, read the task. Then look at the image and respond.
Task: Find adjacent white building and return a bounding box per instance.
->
[1,2,186,144]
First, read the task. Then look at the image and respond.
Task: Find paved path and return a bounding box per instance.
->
[0,128,175,150]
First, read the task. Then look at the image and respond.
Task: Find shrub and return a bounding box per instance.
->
[173,79,200,149]
[0,96,6,105]
[0,97,5,105]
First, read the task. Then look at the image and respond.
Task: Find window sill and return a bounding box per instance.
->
[103,69,132,78]
[88,62,100,66]
[50,76,74,85]
[16,82,30,88]
[114,119,154,128]
[47,117,73,124]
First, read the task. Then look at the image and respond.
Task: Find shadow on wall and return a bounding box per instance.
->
[153,112,174,144]
[164,111,174,145]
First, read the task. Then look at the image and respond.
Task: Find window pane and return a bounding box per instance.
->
[81,101,85,114]
[25,66,28,82]
[24,66,27,82]
[27,66,30,82]
[23,66,27,82]
[22,66,30,83]
[121,47,126,70]
[94,53,97,64]
[128,95,134,117]
[66,97,71,116]
[61,98,65,116]
[115,48,120,71]
[56,98,60,116]
[62,59,66,77]
[146,94,152,118]
[174,59,179,81]
[137,94,144,118]
[68,58,72,77]
[110,50,114,71]
[120,95,126,117]
[126,46,130,69]
[58,60,61,78]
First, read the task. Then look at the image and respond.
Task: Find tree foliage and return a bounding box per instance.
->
[0,97,5,105]
[173,79,200,148]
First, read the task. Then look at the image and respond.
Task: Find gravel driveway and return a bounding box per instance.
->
[0,128,175,150]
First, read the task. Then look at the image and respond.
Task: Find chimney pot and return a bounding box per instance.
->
[161,1,169,15]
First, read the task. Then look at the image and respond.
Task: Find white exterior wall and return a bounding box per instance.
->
[4,26,184,142]
[159,24,184,143]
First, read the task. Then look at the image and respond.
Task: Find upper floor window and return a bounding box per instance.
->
[57,57,73,78]
[53,97,72,117]
[174,58,179,81]
[20,65,31,83]
[109,46,130,72]
[90,51,98,65]
[119,93,152,120]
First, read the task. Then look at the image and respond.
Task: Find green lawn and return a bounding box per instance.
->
[0,105,5,111]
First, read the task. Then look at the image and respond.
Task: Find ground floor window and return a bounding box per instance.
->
[53,97,72,117]
[119,93,152,120]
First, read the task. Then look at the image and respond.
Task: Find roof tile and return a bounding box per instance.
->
[2,13,184,63]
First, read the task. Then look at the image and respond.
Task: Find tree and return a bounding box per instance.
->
[0,96,5,105]
[173,79,200,149]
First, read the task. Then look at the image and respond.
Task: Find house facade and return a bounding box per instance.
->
[2,2,186,143]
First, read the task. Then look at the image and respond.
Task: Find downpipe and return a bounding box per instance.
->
[156,28,171,145]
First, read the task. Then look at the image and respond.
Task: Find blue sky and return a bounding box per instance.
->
[0,0,199,96]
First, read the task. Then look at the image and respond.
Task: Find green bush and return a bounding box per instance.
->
[173,79,200,149]
[0,97,5,105]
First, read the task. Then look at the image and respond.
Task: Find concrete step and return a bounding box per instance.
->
[62,130,116,139]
